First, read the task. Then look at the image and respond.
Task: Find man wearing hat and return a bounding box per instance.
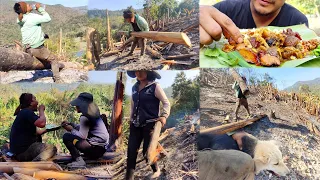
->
[61,92,109,168]
[232,76,251,120]
[13,2,64,83]
[121,9,149,57]
[126,71,170,179]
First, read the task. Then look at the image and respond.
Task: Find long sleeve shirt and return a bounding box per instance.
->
[17,7,51,48]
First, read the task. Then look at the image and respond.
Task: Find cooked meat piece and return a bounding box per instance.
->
[266,47,279,58]
[249,37,260,48]
[284,36,300,47]
[283,28,302,40]
[222,44,235,52]
[238,49,259,65]
[266,38,276,46]
[260,54,281,66]
[235,43,246,50]
[228,37,237,45]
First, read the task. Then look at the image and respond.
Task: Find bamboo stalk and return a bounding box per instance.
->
[33,170,87,180]
[0,162,62,174]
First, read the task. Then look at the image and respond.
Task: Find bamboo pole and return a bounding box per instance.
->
[131,31,192,47]
[13,167,41,176]
[200,114,267,135]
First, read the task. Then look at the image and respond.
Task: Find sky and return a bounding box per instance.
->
[239,68,320,90]
[88,70,200,95]
[25,0,88,7]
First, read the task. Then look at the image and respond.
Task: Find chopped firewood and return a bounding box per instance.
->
[13,167,40,176]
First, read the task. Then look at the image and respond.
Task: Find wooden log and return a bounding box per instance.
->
[13,167,41,176]
[131,31,192,47]
[146,46,162,59]
[147,121,162,165]
[230,68,249,96]
[11,173,37,180]
[164,53,197,60]
[33,170,87,180]
[0,47,46,71]
[110,72,125,149]
[0,162,62,174]
[161,64,170,70]
[200,114,267,135]
[86,27,96,65]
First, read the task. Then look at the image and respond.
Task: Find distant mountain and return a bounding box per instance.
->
[284,77,320,93]
[0,0,88,45]
[88,9,144,18]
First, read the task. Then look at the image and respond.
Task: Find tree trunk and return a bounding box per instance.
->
[106,10,112,51]
[0,47,46,71]
[110,72,124,150]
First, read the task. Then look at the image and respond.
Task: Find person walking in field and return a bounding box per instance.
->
[61,92,109,168]
[13,2,64,82]
[126,71,170,180]
[10,93,57,162]
[122,9,149,58]
[232,76,251,120]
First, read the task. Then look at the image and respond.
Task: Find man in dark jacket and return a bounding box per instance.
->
[200,0,308,45]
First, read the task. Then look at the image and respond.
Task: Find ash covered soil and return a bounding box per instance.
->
[200,83,320,180]
[99,14,199,71]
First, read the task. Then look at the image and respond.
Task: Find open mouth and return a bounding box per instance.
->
[267,170,280,177]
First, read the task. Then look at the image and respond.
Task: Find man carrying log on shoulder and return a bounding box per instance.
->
[232,76,251,121]
[9,93,57,162]
[121,9,149,58]
[13,2,64,83]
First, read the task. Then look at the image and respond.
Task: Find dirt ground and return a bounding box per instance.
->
[200,73,320,180]
[98,14,199,71]
[0,69,88,84]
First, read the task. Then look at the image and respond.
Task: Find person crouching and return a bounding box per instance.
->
[61,92,109,168]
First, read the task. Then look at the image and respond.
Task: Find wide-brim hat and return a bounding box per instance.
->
[127,71,161,79]
[70,92,100,119]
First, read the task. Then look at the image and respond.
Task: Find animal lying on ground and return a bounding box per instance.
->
[197,131,290,180]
